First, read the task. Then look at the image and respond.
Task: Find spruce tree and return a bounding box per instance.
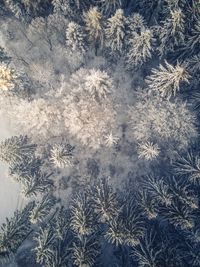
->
[0,135,36,165]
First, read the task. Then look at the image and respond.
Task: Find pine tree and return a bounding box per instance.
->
[99,0,123,16]
[146,60,190,99]
[161,201,195,230]
[105,217,124,246]
[9,156,42,182]
[105,9,127,55]
[50,143,74,168]
[103,131,119,147]
[132,229,162,267]
[137,190,157,219]
[127,13,146,34]
[83,7,104,54]
[34,208,72,267]
[21,171,53,198]
[158,8,185,56]
[4,0,23,19]
[0,202,34,254]
[66,22,87,54]
[185,20,200,57]
[34,226,55,265]
[84,69,113,101]
[126,28,154,69]
[170,177,198,209]
[143,176,172,206]
[0,135,36,165]
[52,0,74,19]
[70,193,98,236]
[72,234,100,267]
[92,177,119,222]
[137,141,160,161]
[30,193,56,224]
[173,152,200,184]
[106,199,144,246]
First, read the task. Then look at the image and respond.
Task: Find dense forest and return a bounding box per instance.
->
[0,0,200,266]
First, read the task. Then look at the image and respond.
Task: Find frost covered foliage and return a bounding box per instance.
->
[146,60,190,99]
[62,68,117,149]
[0,63,17,92]
[99,0,122,15]
[0,135,36,165]
[105,9,127,54]
[50,143,74,168]
[11,98,62,139]
[126,28,155,69]
[129,92,197,153]
[0,1,200,266]
[138,142,160,161]
[66,22,86,54]
[158,8,185,56]
[83,7,104,52]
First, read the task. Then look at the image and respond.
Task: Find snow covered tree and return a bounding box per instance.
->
[9,156,42,182]
[66,22,86,54]
[103,131,119,147]
[138,141,160,161]
[30,194,56,224]
[0,202,34,254]
[63,68,117,149]
[132,229,162,267]
[106,199,144,246]
[0,135,36,165]
[105,9,127,55]
[50,143,74,168]
[187,53,200,74]
[70,68,114,102]
[0,63,18,93]
[99,0,123,16]
[173,152,200,184]
[92,177,119,222]
[72,234,100,267]
[143,176,172,206]
[34,207,72,267]
[146,60,190,99]
[83,7,104,54]
[64,96,117,149]
[34,226,55,265]
[105,218,124,246]
[4,0,23,19]
[185,20,200,57]
[21,171,53,198]
[12,98,62,140]
[137,190,157,219]
[126,28,154,68]
[170,177,198,209]
[129,92,198,153]
[158,8,185,56]
[84,69,113,101]
[70,193,98,236]
[127,13,146,34]
[21,0,51,18]
[161,201,195,230]
[52,0,74,19]
[28,16,53,50]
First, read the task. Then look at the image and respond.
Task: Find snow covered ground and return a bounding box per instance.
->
[0,117,21,225]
